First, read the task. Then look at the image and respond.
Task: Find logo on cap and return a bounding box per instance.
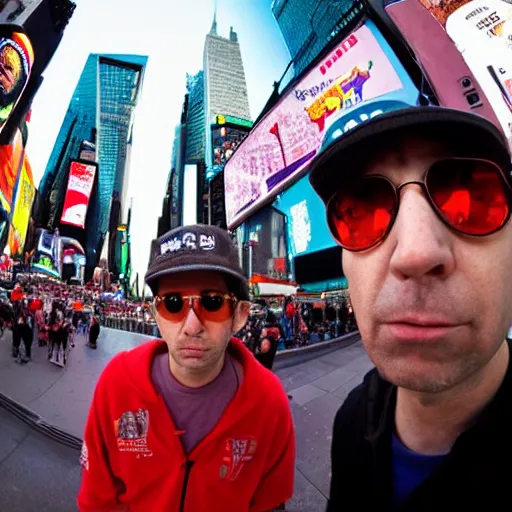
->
[160,232,216,255]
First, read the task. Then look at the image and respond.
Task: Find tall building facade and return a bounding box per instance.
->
[203,20,251,173]
[185,71,205,164]
[271,0,365,76]
[39,53,147,279]
[159,16,253,235]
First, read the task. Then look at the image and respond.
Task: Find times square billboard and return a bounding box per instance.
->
[443,0,512,140]
[210,115,252,178]
[224,20,422,229]
[60,160,97,229]
[386,0,512,148]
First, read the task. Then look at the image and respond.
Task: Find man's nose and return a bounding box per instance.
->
[388,185,456,279]
[182,300,204,336]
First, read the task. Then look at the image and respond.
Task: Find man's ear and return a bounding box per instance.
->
[232,301,250,333]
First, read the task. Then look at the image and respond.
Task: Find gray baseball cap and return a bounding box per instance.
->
[145,224,249,300]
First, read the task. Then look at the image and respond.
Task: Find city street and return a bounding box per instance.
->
[0,328,373,511]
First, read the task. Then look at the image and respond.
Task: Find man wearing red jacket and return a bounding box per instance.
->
[78,224,295,512]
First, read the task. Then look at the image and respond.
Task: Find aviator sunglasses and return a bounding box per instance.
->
[154,292,238,323]
[326,157,512,252]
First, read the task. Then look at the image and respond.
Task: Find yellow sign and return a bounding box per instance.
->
[9,155,34,255]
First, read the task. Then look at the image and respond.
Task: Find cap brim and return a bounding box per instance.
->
[309,106,511,204]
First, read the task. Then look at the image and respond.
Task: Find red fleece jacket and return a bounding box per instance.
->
[77,338,295,512]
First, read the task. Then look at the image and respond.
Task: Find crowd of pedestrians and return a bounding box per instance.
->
[0,269,356,372]
[237,296,358,369]
[0,274,103,365]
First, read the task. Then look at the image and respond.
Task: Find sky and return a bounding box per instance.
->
[25,0,290,293]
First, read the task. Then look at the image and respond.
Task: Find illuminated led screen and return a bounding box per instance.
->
[60,161,97,229]
[445,0,512,146]
[224,20,420,229]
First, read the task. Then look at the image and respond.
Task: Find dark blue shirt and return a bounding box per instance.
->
[392,433,448,508]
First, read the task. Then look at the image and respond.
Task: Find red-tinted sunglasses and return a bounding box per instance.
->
[327,158,512,252]
[154,292,238,323]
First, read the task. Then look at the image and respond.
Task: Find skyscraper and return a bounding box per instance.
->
[271,0,365,76]
[203,18,251,172]
[161,12,253,233]
[185,71,205,164]
[39,53,147,278]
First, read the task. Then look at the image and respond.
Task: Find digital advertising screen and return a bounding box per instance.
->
[224,20,420,229]
[0,128,24,212]
[0,32,33,134]
[445,0,512,145]
[8,153,34,255]
[273,174,336,258]
[31,229,61,279]
[211,124,250,176]
[60,161,97,229]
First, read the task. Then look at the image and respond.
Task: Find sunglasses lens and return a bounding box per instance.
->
[201,294,225,312]
[328,176,396,251]
[427,159,510,235]
[156,293,234,322]
[163,294,184,314]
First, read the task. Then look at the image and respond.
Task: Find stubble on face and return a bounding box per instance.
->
[343,136,512,394]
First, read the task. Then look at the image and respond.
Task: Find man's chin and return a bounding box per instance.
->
[376,359,464,394]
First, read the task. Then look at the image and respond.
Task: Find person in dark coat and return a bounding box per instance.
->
[88,315,100,349]
[255,312,281,370]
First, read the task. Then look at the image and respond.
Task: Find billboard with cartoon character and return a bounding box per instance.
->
[224,20,420,229]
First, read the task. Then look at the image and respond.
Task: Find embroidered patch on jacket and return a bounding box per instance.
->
[114,409,153,456]
[220,438,258,481]
[80,441,89,471]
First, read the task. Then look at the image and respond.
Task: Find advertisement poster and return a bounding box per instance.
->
[61,161,97,229]
[8,154,34,255]
[445,0,512,145]
[0,128,24,212]
[211,125,249,175]
[32,230,61,279]
[274,175,336,258]
[0,33,33,134]
[224,20,419,229]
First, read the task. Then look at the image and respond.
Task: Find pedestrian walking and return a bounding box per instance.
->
[78,225,295,511]
[309,105,512,511]
[88,316,100,349]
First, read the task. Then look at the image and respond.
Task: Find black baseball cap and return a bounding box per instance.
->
[309,106,512,204]
[145,224,250,301]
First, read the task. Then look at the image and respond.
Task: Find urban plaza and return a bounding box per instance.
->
[0,0,510,510]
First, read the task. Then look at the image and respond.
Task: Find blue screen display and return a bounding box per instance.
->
[273,176,335,257]
[272,19,421,260]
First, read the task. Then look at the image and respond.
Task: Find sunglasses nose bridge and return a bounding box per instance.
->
[396,180,426,195]
[395,180,433,215]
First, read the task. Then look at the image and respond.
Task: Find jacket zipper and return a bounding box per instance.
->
[179,460,195,512]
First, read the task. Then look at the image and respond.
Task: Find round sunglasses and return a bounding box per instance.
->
[326,158,512,252]
[154,292,238,323]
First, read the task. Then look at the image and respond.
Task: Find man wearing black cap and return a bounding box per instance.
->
[308,106,512,511]
[78,225,295,512]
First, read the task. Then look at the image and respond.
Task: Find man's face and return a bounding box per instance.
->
[155,271,250,376]
[343,136,512,393]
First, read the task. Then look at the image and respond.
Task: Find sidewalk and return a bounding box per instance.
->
[0,327,372,511]
[0,328,148,438]
[279,339,373,511]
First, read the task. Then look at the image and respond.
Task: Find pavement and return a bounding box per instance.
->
[0,327,373,512]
